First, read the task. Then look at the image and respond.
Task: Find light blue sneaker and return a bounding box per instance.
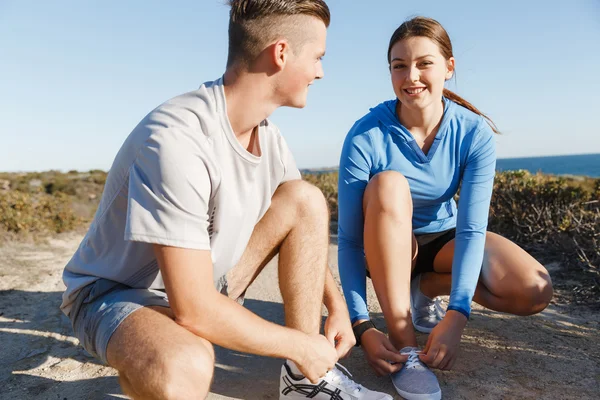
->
[410,275,446,333]
[391,347,441,400]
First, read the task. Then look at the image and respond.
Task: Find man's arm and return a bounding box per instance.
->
[322,267,356,356]
[154,244,337,382]
[323,268,349,314]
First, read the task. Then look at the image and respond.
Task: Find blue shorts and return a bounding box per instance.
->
[68,276,231,365]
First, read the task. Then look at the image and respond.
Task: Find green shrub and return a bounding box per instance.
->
[91,173,107,185]
[1,168,597,304]
[302,172,339,220]
[304,170,599,305]
[44,176,78,195]
[0,191,80,234]
[488,171,598,268]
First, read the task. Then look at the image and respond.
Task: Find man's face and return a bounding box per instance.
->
[277,17,327,108]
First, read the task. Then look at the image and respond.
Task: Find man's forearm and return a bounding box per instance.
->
[323,267,348,313]
[177,291,306,362]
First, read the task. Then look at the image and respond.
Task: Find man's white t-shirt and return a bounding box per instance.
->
[61,77,301,316]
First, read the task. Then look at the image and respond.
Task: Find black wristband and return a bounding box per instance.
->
[352,320,375,347]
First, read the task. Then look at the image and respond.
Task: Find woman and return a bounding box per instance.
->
[337,16,553,400]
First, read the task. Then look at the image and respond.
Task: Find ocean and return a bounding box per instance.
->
[303,153,600,178]
[496,153,600,178]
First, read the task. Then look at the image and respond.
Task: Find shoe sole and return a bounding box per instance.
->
[392,382,442,400]
[412,321,434,334]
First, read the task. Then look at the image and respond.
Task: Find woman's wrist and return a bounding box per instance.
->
[445,310,468,328]
[352,320,376,346]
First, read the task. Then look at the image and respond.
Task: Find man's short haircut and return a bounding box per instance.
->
[226,0,330,69]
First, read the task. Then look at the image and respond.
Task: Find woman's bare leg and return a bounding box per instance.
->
[420,232,553,316]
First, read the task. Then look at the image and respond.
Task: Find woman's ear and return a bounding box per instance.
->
[445,57,455,81]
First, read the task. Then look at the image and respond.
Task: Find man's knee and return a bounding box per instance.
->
[119,339,215,400]
[276,179,328,219]
[364,171,412,218]
[163,351,213,399]
[150,344,214,400]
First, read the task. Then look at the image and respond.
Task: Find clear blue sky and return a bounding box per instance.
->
[1,1,599,172]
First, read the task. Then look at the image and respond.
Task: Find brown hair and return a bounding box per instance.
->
[227,0,331,69]
[387,16,499,134]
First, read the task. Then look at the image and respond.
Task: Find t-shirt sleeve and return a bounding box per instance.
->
[125,131,213,250]
[449,122,496,318]
[277,133,302,183]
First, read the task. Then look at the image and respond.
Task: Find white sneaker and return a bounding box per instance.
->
[410,275,446,333]
[279,362,393,400]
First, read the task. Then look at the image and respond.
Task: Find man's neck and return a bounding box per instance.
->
[223,69,279,144]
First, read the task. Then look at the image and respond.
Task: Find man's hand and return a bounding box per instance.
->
[295,333,339,383]
[419,310,467,370]
[322,268,355,358]
[324,308,355,359]
[360,328,407,376]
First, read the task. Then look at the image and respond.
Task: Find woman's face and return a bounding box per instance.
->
[389,36,454,112]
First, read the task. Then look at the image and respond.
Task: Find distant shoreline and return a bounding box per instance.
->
[301,153,600,178]
[495,152,600,160]
[2,153,600,178]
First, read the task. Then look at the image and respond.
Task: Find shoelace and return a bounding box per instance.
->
[324,363,363,393]
[400,349,422,369]
[426,297,446,319]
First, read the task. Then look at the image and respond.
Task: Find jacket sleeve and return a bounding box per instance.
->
[448,123,496,318]
[337,130,375,323]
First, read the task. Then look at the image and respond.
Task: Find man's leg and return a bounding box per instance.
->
[106,305,215,400]
[106,180,329,399]
[227,179,330,334]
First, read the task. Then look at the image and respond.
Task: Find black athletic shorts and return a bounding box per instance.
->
[365,228,456,279]
[412,228,456,276]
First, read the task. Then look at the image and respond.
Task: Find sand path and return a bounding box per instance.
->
[1,233,598,399]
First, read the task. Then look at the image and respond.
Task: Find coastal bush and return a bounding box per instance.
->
[489,171,598,266]
[303,172,338,219]
[488,171,599,305]
[0,190,80,235]
[0,169,597,305]
[303,170,599,306]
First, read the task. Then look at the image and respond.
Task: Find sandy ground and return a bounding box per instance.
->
[1,233,599,400]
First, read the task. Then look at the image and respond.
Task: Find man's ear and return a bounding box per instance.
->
[271,39,290,71]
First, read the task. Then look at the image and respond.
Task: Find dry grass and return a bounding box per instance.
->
[304,170,599,307]
[1,169,598,305]
[0,170,105,241]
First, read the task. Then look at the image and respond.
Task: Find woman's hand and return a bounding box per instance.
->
[418,310,467,370]
[360,328,407,376]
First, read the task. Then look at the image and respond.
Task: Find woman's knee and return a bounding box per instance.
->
[483,234,553,315]
[523,270,553,315]
[364,171,412,219]
[499,265,553,316]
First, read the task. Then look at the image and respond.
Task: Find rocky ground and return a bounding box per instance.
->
[1,233,599,399]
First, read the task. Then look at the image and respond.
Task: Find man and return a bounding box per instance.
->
[61,1,394,399]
